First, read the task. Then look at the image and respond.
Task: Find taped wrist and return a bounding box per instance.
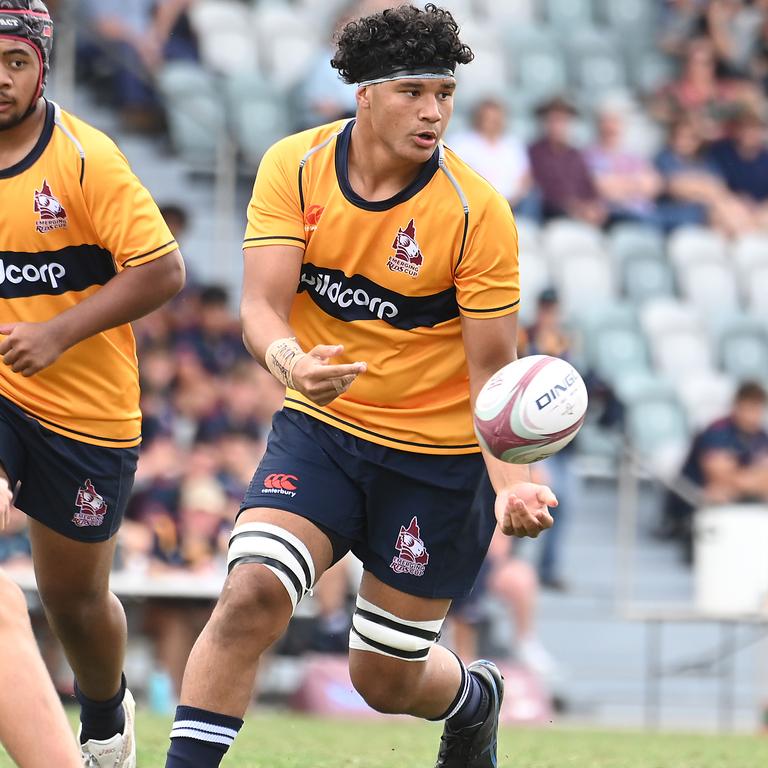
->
[265,337,306,389]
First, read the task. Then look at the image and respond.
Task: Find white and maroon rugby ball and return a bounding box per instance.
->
[474,355,588,464]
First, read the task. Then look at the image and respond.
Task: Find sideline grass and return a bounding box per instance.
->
[2,712,767,767]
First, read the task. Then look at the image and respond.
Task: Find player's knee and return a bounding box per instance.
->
[211,564,293,646]
[0,574,29,632]
[351,659,425,714]
[36,578,108,622]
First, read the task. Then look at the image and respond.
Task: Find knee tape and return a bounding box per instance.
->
[349,595,444,662]
[227,523,316,612]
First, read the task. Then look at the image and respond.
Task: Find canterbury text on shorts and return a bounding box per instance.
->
[0,395,138,542]
[240,409,496,599]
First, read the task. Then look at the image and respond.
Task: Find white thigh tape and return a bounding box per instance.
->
[349,595,444,662]
[227,523,316,612]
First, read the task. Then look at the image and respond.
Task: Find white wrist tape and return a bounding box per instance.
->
[265,337,306,389]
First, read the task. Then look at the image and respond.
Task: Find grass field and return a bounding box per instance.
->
[3,712,768,767]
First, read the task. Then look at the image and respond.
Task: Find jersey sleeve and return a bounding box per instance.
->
[243,140,306,250]
[454,192,520,318]
[82,135,178,270]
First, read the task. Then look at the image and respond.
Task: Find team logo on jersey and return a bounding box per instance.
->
[390,516,430,577]
[304,204,324,232]
[72,480,108,527]
[34,180,68,233]
[387,219,424,278]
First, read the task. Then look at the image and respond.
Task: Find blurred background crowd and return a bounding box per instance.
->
[3,0,768,729]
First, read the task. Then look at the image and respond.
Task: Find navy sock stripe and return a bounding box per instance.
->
[173,705,243,732]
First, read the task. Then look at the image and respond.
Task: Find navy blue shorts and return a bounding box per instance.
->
[240,409,495,599]
[0,395,138,542]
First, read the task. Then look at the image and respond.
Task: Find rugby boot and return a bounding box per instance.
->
[434,660,504,767]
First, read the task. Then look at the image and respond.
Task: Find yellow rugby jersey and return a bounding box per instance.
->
[244,120,519,454]
[0,101,178,448]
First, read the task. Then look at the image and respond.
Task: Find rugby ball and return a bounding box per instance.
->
[474,355,588,464]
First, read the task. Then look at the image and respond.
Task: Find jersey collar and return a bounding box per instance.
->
[335,120,440,212]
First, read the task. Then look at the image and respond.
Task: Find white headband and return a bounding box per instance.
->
[357,67,456,88]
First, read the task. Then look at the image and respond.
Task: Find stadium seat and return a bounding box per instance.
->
[622,253,676,305]
[640,298,701,337]
[542,0,594,30]
[542,219,606,264]
[481,0,536,26]
[594,0,655,32]
[455,46,509,98]
[675,372,735,430]
[718,316,768,383]
[613,370,676,406]
[157,64,224,171]
[651,329,714,379]
[678,260,741,318]
[514,49,568,107]
[592,327,649,385]
[732,234,768,282]
[191,2,258,74]
[629,50,677,96]
[556,253,616,320]
[626,394,689,477]
[745,264,768,318]
[609,223,666,264]
[575,301,639,368]
[518,252,551,326]
[231,95,290,169]
[668,226,728,272]
[573,51,627,92]
[515,217,542,254]
[262,32,321,89]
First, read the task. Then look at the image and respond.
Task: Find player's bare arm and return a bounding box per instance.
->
[0,248,184,377]
[462,312,557,538]
[0,467,10,530]
[241,244,366,406]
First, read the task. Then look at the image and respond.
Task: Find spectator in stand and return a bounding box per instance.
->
[651,36,760,141]
[709,104,768,228]
[81,0,199,132]
[658,0,707,60]
[655,114,756,235]
[124,440,233,697]
[529,97,607,225]
[749,9,768,91]
[448,99,536,217]
[173,285,249,376]
[294,4,358,130]
[702,0,764,79]
[660,382,768,562]
[449,476,560,692]
[585,103,663,227]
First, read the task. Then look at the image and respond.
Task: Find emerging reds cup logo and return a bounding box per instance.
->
[387,219,424,278]
[72,480,108,527]
[390,516,430,577]
[34,179,68,233]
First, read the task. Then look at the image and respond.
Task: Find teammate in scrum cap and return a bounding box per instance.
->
[0,1,185,765]
[165,5,556,768]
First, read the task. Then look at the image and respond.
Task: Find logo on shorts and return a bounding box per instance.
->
[387,219,424,278]
[262,473,298,498]
[390,516,429,577]
[304,204,324,232]
[34,180,68,234]
[72,479,107,527]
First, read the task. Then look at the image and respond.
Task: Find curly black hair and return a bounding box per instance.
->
[330,4,474,85]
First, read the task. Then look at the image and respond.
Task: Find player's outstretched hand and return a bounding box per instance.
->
[0,321,66,377]
[292,344,367,406]
[0,476,12,531]
[495,482,557,538]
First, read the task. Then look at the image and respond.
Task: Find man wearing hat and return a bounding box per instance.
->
[0,2,185,765]
[529,96,608,225]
